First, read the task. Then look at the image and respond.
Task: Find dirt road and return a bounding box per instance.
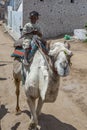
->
[0,23,87,130]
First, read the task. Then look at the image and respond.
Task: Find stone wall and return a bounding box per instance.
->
[23,0,87,38]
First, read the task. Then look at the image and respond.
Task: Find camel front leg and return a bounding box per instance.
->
[14,79,21,114]
[36,97,44,118]
[27,97,40,130]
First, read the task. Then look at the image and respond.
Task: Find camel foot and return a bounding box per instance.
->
[15,107,21,115]
[36,125,41,130]
[28,122,36,130]
[28,123,41,130]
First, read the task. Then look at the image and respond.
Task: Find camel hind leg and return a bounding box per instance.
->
[14,78,21,114]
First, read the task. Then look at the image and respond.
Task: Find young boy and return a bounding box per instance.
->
[22,11,42,65]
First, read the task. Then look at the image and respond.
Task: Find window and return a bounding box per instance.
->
[71,0,74,3]
[40,0,44,1]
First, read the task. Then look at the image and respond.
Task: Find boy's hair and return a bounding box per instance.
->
[29,11,40,17]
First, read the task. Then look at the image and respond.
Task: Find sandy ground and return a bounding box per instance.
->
[0,23,87,130]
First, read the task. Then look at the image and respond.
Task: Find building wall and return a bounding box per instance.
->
[14,0,22,10]
[23,0,87,38]
[0,7,5,19]
[12,11,22,37]
[9,0,14,7]
[8,3,23,39]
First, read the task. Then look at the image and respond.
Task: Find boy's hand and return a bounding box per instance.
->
[33,30,42,37]
[33,30,38,35]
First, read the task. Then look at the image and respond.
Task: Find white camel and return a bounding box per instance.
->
[13,41,73,130]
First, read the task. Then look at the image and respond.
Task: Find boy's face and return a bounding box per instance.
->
[30,16,39,24]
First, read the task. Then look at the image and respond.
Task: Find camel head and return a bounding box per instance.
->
[49,42,73,76]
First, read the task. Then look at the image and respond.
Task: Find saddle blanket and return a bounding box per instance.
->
[11,48,24,58]
[11,42,48,59]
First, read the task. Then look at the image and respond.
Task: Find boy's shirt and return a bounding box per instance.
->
[23,22,41,40]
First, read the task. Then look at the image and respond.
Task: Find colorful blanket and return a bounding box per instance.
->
[11,42,48,59]
[11,48,24,58]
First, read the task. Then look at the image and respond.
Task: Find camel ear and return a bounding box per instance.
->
[64,41,70,50]
[64,48,73,57]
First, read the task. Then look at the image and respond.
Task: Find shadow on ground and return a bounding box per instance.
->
[0,64,7,66]
[0,104,9,130]
[22,110,31,118]
[39,113,77,130]
[21,110,77,130]
[0,78,7,80]
[0,64,7,80]
[0,104,9,120]
[11,122,20,130]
